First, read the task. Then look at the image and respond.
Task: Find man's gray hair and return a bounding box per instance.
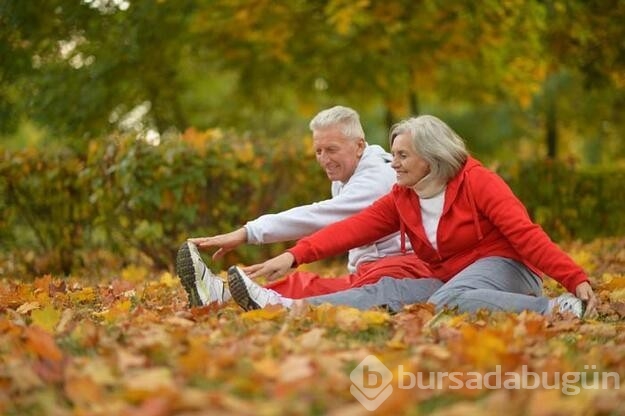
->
[309,105,365,140]
[390,115,468,196]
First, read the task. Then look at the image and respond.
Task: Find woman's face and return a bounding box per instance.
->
[390,133,430,188]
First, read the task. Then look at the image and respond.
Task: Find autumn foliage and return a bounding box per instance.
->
[1,238,624,415]
[3,131,625,279]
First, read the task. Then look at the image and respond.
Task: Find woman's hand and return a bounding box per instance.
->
[575,281,598,318]
[243,252,296,282]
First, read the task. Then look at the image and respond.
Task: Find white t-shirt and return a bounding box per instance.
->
[419,188,445,250]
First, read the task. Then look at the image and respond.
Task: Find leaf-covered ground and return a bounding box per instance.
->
[1,238,625,416]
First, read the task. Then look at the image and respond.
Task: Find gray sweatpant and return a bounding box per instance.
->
[428,257,548,314]
[306,257,549,314]
[306,277,444,312]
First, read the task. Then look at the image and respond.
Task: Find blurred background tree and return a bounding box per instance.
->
[2,0,625,276]
[1,0,624,159]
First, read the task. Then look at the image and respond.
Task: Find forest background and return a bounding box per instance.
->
[2,1,625,415]
[2,0,625,276]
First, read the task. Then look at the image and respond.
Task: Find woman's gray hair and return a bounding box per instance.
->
[389,115,468,197]
[309,105,365,141]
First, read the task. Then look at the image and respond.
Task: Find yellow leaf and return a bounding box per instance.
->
[121,265,148,283]
[69,287,96,304]
[333,307,389,331]
[570,249,596,273]
[600,273,625,290]
[362,309,391,326]
[159,271,177,288]
[31,304,62,333]
[178,338,210,377]
[609,288,625,303]
[311,303,338,326]
[94,299,132,324]
[240,304,286,322]
[460,326,509,369]
[334,307,366,331]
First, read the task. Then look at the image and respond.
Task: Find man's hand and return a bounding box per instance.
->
[243,252,296,282]
[575,281,598,318]
[188,228,247,260]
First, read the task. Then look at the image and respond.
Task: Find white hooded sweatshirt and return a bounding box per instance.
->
[244,144,406,272]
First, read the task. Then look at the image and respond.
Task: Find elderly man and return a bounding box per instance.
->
[176,105,430,307]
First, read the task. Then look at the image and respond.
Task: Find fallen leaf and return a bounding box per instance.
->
[23,326,63,362]
[240,304,286,322]
[253,357,280,380]
[31,304,62,333]
[117,348,148,373]
[123,368,176,402]
[56,309,74,333]
[278,355,315,383]
[16,301,40,314]
[611,301,625,318]
[159,271,178,288]
[69,287,96,303]
[121,265,149,283]
[297,328,326,350]
[124,396,172,416]
[64,375,104,406]
[4,357,43,392]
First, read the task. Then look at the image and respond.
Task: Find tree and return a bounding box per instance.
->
[1,0,623,163]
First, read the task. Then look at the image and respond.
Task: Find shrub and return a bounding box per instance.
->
[2,135,624,276]
[0,130,328,275]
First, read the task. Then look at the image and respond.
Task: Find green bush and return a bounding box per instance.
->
[0,130,328,275]
[2,135,624,277]
[503,159,625,241]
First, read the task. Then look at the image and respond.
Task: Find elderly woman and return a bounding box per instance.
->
[227,115,597,318]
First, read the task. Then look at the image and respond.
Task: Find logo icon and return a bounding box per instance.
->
[350,355,393,411]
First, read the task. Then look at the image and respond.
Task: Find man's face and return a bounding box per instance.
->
[313,127,365,183]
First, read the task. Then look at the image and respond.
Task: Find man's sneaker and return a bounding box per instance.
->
[549,293,585,318]
[227,266,282,311]
[175,241,231,307]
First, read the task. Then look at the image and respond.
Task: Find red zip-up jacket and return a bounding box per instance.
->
[289,156,589,294]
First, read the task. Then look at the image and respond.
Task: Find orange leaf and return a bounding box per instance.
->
[64,375,104,407]
[23,326,63,362]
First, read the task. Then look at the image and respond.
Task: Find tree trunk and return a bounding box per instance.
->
[546,94,557,159]
[409,90,419,116]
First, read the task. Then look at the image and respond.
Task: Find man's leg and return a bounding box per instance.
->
[305,277,444,312]
[266,255,431,299]
[427,257,549,314]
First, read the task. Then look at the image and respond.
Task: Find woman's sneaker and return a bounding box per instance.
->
[175,241,231,307]
[548,293,585,318]
[227,266,283,311]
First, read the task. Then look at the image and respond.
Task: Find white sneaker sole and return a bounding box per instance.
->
[175,242,203,307]
[227,266,260,311]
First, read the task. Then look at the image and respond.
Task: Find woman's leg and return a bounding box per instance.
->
[305,277,444,312]
[266,254,431,299]
[427,257,549,314]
